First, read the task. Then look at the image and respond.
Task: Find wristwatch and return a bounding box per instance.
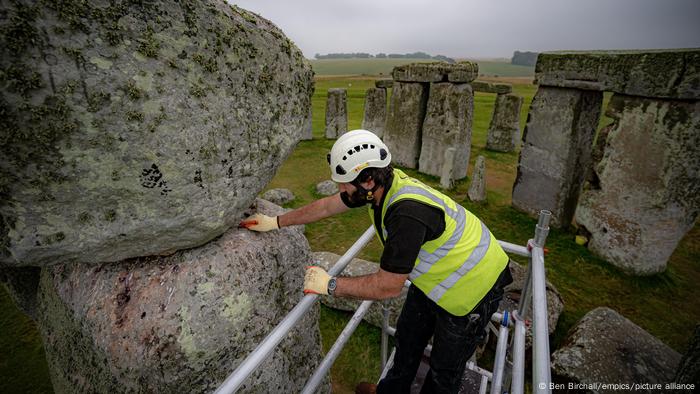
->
[327,277,337,296]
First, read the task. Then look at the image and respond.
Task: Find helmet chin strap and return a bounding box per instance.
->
[351,178,380,203]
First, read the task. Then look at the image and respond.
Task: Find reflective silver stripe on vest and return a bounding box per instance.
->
[426,221,491,303]
[384,185,467,281]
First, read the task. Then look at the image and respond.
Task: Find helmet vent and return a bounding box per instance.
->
[335,165,346,175]
[347,150,353,155]
[354,145,361,152]
[380,148,388,160]
[362,144,368,149]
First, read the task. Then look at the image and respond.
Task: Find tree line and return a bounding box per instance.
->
[314,51,455,63]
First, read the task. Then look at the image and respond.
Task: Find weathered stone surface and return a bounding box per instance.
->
[471,81,513,94]
[674,325,700,387]
[392,61,478,83]
[316,180,338,196]
[535,49,700,99]
[361,88,387,138]
[512,87,602,227]
[384,82,429,168]
[575,95,700,275]
[35,199,328,394]
[552,307,681,392]
[467,156,487,202]
[0,266,41,320]
[486,93,523,152]
[375,79,393,89]
[440,148,457,190]
[325,88,347,139]
[419,83,473,179]
[312,252,406,329]
[261,188,295,206]
[301,106,313,140]
[0,0,313,267]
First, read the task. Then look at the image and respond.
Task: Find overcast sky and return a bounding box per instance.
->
[229,0,700,59]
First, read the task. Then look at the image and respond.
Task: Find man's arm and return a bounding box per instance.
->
[240,193,349,231]
[335,268,408,300]
[278,193,349,227]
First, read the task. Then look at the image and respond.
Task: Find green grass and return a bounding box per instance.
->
[310,58,534,78]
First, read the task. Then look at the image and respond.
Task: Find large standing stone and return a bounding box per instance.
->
[535,50,700,99]
[361,87,387,138]
[325,88,347,139]
[486,93,524,152]
[512,87,602,227]
[418,83,473,179]
[0,0,313,267]
[575,95,700,275]
[467,156,487,202]
[552,307,681,392]
[35,199,328,394]
[384,82,429,168]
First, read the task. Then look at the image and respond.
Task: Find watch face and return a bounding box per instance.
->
[328,278,337,293]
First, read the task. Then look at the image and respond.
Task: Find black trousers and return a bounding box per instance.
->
[377,264,512,394]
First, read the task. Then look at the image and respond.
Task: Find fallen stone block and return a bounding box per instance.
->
[552,307,681,392]
[471,81,513,94]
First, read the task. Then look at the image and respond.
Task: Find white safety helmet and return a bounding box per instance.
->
[327,129,392,183]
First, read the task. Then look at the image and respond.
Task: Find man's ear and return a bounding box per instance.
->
[361,176,375,189]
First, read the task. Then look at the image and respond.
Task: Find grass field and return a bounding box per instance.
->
[310,58,535,77]
[1,63,697,393]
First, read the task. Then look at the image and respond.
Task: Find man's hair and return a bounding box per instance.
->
[354,165,393,188]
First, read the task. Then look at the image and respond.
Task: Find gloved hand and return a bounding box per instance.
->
[304,266,331,295]
[238,214,279,232]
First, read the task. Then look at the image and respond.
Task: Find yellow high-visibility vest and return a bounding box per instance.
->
[370,169,508,316]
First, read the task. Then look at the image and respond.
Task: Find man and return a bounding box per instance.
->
[239,129,512,394]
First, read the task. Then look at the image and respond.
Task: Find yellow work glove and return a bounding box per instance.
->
[304,266,332,295]
[238,214,279,232]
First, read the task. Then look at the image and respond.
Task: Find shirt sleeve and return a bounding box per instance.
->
[379,200,445,274]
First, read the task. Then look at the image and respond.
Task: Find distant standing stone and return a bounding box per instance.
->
[301,106,313,140]
[486,93,524,152]
[383,82,429,168]
[375,79,393,88]
[440,148,457,190]
[362,88,387,138]
[316,180,338,196]
[468,156,487,202]
[418,82,473,179]
[325,88,348,139]
[262,188,295,205]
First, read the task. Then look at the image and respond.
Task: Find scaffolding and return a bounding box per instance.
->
[215,210,553,394]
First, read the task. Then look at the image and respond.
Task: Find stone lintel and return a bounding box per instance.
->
[471,80,513,94]
[392,61,478,83]
[535,49,700,99]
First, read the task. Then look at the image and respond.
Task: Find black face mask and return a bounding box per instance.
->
[341,190,369,208]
